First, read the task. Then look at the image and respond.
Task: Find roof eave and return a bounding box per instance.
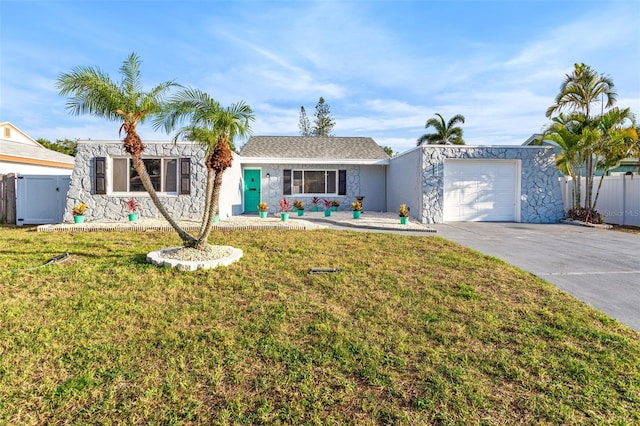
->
[239,157,389,166]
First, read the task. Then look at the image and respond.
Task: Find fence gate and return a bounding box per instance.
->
[0,174,17,224]
[16,175,70,226]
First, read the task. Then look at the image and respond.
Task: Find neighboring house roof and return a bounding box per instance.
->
[239,136,390,165]
[0,122,74,170]
[0,138,75,169]
[0,121,44,146]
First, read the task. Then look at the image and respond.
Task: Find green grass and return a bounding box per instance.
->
[0,227,639,425]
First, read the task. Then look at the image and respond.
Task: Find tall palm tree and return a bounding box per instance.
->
[417,113,465,146]
[57,53,197,246]
[546,63,617,121]
[546,63,617,210]
[155,88,254,249]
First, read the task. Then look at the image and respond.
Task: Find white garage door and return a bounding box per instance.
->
[444,159,519,222]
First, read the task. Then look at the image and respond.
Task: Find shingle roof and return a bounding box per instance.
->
[0,138,75,166]
[239,136,389,160]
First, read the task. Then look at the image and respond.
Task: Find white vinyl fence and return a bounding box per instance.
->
[560,175,640,226]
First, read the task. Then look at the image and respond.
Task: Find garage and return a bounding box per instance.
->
[443,159,520,222]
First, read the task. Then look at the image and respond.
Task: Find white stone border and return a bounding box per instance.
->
[560,219,613,229]
[146,246,244,271]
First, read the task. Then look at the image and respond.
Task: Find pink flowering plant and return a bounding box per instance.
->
[125,198,142,213]
[279,197,292,212]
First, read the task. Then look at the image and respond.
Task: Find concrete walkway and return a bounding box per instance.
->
[430,222,640,332]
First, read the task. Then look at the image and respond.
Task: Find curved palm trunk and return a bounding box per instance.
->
[194,137,233,250]
[199,155,215,229]
[130,155,197,246]
[195,169,223,250]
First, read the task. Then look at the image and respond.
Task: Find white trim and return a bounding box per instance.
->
[423,144,546,149]
[290,169,339,195]
[109,157,179,195]
[239,157,389,166]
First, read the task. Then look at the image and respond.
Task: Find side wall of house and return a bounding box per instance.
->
[386,147,422,220]
[252,164,386,212]
[64,142,209,222]
[420,146,564,224]
[220,153,244,218]
[0,161,73,175]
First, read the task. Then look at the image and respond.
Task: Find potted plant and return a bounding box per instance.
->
[72,203,87,223]
[279,197,292,221]
[125,198,141,222]
[322,198,333,217]
[258,201,269,219]
[399,203,409,225]
[351,201,362,219]
[311,196,320,212]
[293,199,305,216]
[331,200,340,211]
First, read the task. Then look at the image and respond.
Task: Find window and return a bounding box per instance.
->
[112,158,179,193]
[284,169,346,195]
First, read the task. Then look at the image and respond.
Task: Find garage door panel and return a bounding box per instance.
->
[443,160,518,222]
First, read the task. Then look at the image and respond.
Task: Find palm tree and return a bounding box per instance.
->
[546,63,617,211]
[57,53,200,245]
[417,113,465,146]
[541,113,586,209]
[155,88,254,249]
[546,63,617,121]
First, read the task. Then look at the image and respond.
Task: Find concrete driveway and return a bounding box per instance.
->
[430,222,640,332]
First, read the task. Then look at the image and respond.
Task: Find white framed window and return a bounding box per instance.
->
[284,169,346,195]
[112,158,178,193]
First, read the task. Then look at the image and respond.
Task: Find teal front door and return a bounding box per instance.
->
[243,169,261,213]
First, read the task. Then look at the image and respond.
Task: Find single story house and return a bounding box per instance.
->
[238,136,389,213]
[64,136,564,224]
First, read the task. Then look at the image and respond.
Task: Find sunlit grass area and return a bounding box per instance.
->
[1,227,638,424]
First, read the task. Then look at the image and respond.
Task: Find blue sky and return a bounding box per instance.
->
[1,0,639,153]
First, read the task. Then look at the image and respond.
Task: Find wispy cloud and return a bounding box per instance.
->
[1,0,638,153]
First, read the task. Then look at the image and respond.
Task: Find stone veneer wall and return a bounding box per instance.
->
[64,141,207,223]
[421,146,565,224]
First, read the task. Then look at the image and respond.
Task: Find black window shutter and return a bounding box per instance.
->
[180,158,191,194]
[283,169,291,195]
[338,169,347,195]
[94,157,106,194]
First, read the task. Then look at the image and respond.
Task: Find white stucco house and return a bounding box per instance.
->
[64,136,564,224]
[0,122,75,175]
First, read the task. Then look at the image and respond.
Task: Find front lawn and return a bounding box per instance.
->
[1,228,638,424]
